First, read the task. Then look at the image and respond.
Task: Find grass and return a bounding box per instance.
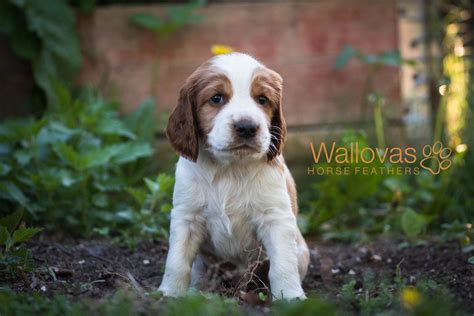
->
[0,278,464,316]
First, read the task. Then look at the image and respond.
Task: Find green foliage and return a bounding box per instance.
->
[0,209,42,274]
[0,0,82,107]
[0,289,242,316]
[334,46,415,70]
[401,208,428,237]
[117,174,174,246]
[0,279,464,316]
[272,298,337,316]
[130,1,204,37]
[0,290,63,315]
[301,130,461,242]
[339,276,463,316]
[0,83,170,238]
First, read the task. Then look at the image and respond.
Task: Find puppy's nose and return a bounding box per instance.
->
[234,119,258,139]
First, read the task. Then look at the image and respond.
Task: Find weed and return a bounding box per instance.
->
[0,209,42,275]
[0,83,170,239]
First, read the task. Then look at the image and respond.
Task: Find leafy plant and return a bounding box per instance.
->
[130,1,204,37]
[116,174,174,247]
[301,129,456,241]
[334,46,415,120]
[0,279,465,316]
[0,83,166,237]
[0,0,82,108]
[334,46,415,71]
[0,209,42,274]
[302,130,391,241]
[339,276,462,316]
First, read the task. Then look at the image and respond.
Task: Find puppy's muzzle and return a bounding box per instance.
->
[233,119,259,139]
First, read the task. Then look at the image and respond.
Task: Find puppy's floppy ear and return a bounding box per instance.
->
[166,79,199,162]
[267,71,287,161]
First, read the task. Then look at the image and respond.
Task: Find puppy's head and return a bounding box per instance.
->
[166,53,286,163]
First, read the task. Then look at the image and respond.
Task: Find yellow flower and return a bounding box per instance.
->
[400,287,421,309]
[211,45,234,56]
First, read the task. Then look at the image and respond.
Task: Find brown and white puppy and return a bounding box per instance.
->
[159,53,309,300]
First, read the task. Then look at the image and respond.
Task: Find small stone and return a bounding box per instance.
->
[143,259,150,265]
[78,260,85,265]
[348,269,356,275]
[331,268,340,274]
[40,286,46,292]
[386,258,392,263]
[372,254,382,261]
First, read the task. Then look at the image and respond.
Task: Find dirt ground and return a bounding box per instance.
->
[3,236,474,312]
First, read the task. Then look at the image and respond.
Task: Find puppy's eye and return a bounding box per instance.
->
[257,95,268,105]
[210,94,225,105]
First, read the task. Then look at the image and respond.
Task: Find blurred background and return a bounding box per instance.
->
[0,0,472,243]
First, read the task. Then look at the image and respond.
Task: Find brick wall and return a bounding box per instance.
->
[77,0,401,128]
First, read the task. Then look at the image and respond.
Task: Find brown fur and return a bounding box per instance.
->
[166,62,232,161]
[197,74,233,136]
[250,68,287,161]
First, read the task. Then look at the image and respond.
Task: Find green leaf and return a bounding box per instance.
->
[12,227,43,244]
[401,208,427,237]
[334,46,356,70]
[129,13,165,32]
[0,209,23,233]
[0,143,12,156]
[35,122,75,145]
[0,226,10,246]
[126,187,147,205]
[124,98,156,143]
[13,149,32,166]
[379,50,403,66]
[10,0,27,7]
[360,53,378,64]
[112,143,154,165]
[95,117,135,139]
[21,0,82,104]
[50,79,73,111]
[0,182,28,207]
[144,178,160,194]
[0,162,11,176]
[80,146,120,169]
[462,244,474,253]
[92,193,108,208]
[53,143,79,167]
[93,226,110,236]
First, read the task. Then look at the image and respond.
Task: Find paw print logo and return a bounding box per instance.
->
[420,142,452,175]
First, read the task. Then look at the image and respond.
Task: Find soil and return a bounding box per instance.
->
[2,236,474,312]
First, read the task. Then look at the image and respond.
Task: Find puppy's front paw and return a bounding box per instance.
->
[158,284,185,298]
[272,288,307,301]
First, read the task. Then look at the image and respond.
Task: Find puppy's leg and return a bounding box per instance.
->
[158,208,205,297]
[258,215,306,300]
[189,254,207,291]
[296,231,310,281]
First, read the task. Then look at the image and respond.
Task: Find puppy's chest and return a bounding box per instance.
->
[202,182,263,264]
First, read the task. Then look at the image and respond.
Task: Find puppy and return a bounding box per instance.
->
[158,53,309,300]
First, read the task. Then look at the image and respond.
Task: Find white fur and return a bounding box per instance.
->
[159,53,307,300]
[207,54,271,164]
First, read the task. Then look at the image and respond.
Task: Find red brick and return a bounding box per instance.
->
[77,0,401,126]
